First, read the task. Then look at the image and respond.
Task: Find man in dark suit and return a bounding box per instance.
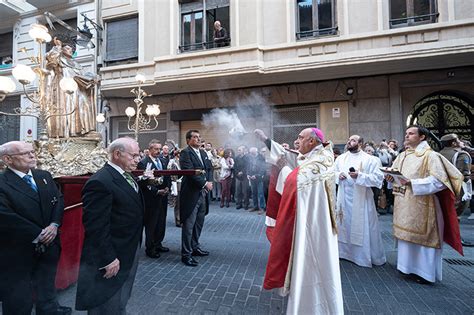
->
[0,141,71,315]
[137,139,170,258]
[234,145,250,210]
[76,137,144,314]
[179,130,213,267]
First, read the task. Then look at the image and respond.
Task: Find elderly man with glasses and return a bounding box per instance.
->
[76,137,144,314]
[0,141,71,315]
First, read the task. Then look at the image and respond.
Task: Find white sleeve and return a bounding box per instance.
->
[355,158,384,189]
[411,176,446,195]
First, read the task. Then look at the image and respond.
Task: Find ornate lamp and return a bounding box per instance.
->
[123,74,160,140]
[0,24,77,141]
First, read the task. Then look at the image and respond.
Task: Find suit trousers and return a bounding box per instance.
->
[88,247,139,315]
[144,196,167,250]
[250,178,266,210]
[235,177,249,208]
[181,191,207,258]
[2,243,61,315]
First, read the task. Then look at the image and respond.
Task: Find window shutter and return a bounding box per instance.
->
[106,17,138,62]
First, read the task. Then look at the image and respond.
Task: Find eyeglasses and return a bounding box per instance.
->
[121,151,141,160]
[8,150,36,157]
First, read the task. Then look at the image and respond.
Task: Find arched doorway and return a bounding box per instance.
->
[407,91,474,150]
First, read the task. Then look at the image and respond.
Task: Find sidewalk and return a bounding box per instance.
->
[46,203,474,314]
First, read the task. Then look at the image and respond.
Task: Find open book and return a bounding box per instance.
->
[379,167,409,186]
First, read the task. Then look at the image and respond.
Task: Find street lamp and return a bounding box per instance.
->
[123,74,161,140]
[0,24,77,140]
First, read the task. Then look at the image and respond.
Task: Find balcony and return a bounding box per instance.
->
[179,38,231,53]
[99,20,474,97]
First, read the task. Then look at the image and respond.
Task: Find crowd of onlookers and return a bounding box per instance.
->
[136,139,275,218]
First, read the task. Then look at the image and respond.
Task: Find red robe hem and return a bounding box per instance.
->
[263,167,298,290]
[436,188,463,256]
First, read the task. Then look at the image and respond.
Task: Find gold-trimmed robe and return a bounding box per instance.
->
[392,142,462,248]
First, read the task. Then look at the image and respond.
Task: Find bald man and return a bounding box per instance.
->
[76,137,144,314]
[213,20,228,47]
[255,128,343,314]
[335,135,386,268]
[0,141,70,315]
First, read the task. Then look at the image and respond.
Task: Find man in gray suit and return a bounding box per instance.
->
[179,130,213,266]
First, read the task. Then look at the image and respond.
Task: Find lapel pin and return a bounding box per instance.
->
[43,178,48,185]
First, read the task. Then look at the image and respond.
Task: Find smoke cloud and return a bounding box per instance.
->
[201,91,273,149]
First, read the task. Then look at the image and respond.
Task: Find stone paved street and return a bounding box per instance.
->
[6,201,474,314]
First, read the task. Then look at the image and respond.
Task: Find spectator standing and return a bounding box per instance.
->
[248,147,266,212]
[219,149,234,208]
[234,146,250,210]
[213,21,228,48]
[210,148,222,201]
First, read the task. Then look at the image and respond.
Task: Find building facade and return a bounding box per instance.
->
[98,0,474,149]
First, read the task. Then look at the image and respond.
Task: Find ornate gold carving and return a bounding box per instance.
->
[34,136,108,178]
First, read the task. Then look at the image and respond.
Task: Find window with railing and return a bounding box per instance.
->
[390,0,438,28]
[105,16,138,66]
[0,32,13,69]
[296,0,337,40]
[179,0,230,53]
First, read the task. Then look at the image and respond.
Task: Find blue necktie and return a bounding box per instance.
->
[23,174,38,192]
[155,158,162,170]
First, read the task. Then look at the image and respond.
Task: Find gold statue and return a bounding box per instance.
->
[45,34,98,138]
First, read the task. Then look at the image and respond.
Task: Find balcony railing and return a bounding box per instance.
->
[179,38,231,53]
[296,27,338,40]
[389,12,439,28]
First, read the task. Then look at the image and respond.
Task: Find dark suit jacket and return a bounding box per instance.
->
[0,168,64,294]
[137,155,171,208]
[75,163,144,310]
[234,154,250,180]
[179,146,213,221]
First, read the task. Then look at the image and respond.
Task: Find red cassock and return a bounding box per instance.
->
[437,188,463,256]
[265,165,283,243]
[263,167,298,289]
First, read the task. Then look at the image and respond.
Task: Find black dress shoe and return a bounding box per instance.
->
[145,250,160,258]
[412,274,432,285]
[236,205,242,209]
[156,245,170,252]
[192,248,210,256]
[182,256,198,266]
[37,305,72,315]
